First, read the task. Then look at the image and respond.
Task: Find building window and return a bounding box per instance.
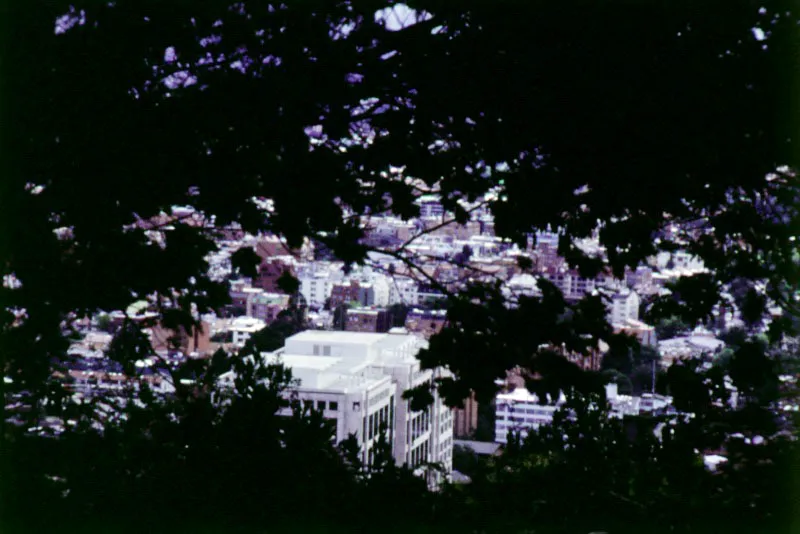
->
[317,400,327,410]
[303,400,313,409]
[323,345,331,356]
[353,401,361,412]
[313,345,320,355]
[329,401,338,411]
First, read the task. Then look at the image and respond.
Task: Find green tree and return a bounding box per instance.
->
[452,444,482,479]
[95,313,114,334]
[655,316,691,340]
[387,303,410,328]
[243,294,309,353]
[332,303,349,331]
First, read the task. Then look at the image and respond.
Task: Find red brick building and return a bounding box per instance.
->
[330,280,362,308]
[254,258,296,293]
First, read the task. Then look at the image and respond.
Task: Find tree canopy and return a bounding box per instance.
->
[3,0,798,403]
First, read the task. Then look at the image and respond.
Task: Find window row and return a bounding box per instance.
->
[302,399,339,411]
[409,439,430,469]
[365,403,392,441]
[312,344,332,356]
[408,409,431,442]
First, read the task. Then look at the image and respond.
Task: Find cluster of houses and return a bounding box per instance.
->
[24,195,760,485]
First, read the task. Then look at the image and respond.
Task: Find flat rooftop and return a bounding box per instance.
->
[287,330,389,345]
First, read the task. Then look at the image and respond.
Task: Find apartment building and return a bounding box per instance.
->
[388,277,420,306]
[606,289,640,326]
[345,307,391,333]
[229,316,267,348]
[299,270,338,308]
[358,277,391,307]
[247,292,291,324]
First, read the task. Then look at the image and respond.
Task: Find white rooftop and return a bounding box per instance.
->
[256,330,429,392]
[288,330,388,345]
[230,316,266,332]
[498,387,541,404]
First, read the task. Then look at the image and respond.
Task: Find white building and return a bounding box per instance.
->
[360,276,391,307]
[606,289,640,326]
[229,316,266,348]
[495,383,673,444]
[223,330,454,486]
[416,195,445,219]
[388,277,420,306]
[300,271,336,308]
[495,387,566,444]
[542,270,615,301]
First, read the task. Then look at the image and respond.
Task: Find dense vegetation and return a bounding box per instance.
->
[2,1,799,532]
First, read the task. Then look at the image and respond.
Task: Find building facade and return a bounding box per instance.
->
[345,307,391,333]
[453,393,479,438]
[494,384,673,444]
[229,316,266,348]
[223,331,454,486]
[388,277,420,306]
[299,270,337,308]
[404,308,447,339]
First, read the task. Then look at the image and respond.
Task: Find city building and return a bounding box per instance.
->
[254,234,313,262]
[625,265,654,290]
[606,289,641,325]
[220,330,454,486]
[345,307,391,333]
[416,195,445,219]
[254,258,296,293]
[299,269,339,308]
[495,387,566,444]
[229,316,267,348]
[358,277,391,307]
[149,320,212,356]
[330,280,363,308]
[247,292,291,324]
[229,280,261,312]
[405,308,447,339]
[453,393,480,438]
[615,318,657,347]
[416,283,447,308]
[388,277,420,306]
[494,383,673,444]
